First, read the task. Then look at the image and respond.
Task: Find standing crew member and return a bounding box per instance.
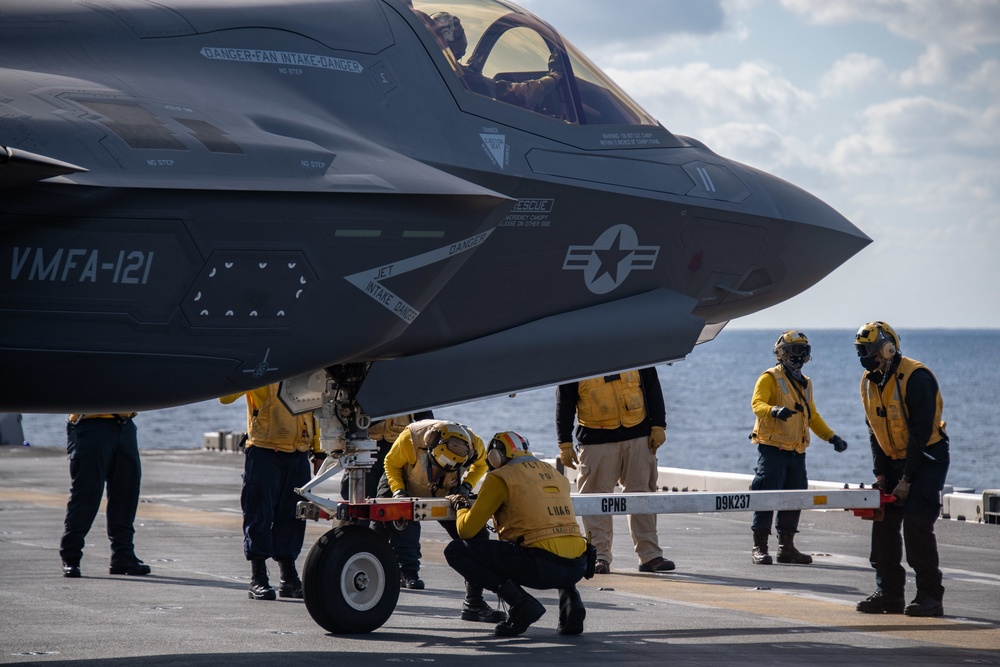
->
[854,321,949,617]
[220,384,324,601]
[556,367,672,574]
[379,419,504,623]
[749,331,848,565]
[60,412,151,577]
[445,431,589,637]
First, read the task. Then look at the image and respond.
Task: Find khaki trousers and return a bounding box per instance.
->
[577,435,662,565]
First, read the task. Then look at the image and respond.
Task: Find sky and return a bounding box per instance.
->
[518,0,1000,330]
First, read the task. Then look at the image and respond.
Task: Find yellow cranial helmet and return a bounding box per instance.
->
[430,422,473,471]
[486,431,529,470]
[855,321,900,361]
[774,330,811,369]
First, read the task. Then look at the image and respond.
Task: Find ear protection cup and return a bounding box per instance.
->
[485,431,529,470]
[880,338,897,359]
[486,446,506,470]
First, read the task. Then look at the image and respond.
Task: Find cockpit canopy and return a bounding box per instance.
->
[406,0,657,126]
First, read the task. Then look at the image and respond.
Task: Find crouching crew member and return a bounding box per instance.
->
[379,419,505,623]
[445,431,589,637]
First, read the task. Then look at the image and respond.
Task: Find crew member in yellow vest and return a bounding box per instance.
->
[60,412,150,578]
[378,419,505,624]
[749,331,848,565]
[853,321,949,618]
[556,367,672,574]
[445,431,589,637]
[220,384,323,601]
[339,411,434,506]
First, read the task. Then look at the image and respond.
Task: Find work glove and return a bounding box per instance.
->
[891,478,910,505]
[770,406,795,421]
[829,435,848,453]
[649,426,666,452]
[558,442,579,470]
[446,493,471,511]
[392,489,407,499]
[448,481,473,500]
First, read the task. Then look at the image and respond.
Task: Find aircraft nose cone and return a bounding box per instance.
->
[690,160,871,321]
[743,161,870,281]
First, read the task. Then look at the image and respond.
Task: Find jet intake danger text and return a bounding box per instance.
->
[10,247,155,284]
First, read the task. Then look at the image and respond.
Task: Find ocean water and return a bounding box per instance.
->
[17,329,1000,493]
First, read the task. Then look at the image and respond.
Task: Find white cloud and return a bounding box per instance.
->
[898,44,953,87]
[779,0,1000,48]
[819,53,888,95]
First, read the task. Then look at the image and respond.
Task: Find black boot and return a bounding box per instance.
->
[461,581,506,622]
[557,586,586,635]
[495,580,545,637]
[752,531,772,565]
[400,569,425,590]
[776,533,812,564]
[248,558,276,600]
[109,552,151,576]
[277,558,302,599]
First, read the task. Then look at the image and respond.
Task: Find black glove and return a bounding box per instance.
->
[829,435,848,453]
[447,481,473,500]
[770,406,794,421]
[392,489,407,499]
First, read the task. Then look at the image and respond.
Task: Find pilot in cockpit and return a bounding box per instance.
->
[427,11,565,114]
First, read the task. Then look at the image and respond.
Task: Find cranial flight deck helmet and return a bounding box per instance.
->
[486,431,529,470]
[855,321,900,372]
[774,330,811,371]
[429,11,468,60]
[430,422,473,471]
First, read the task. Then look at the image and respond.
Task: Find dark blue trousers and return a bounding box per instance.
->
[871,442,949,600]
[241,446,310,561]
[60,417,142,564]
[379,517,490,573]
[750,444,808,535]
[373,472,489,573]
[445,538,587,593]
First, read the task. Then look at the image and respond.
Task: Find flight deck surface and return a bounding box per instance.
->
[1,447,997,665]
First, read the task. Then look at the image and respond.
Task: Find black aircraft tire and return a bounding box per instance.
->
[302,524,400,634]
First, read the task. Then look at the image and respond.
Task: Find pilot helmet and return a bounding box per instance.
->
[774,330,811,370]
[429,11,467,60]
[430,422,473,471]
[486,431,529,470]
[855,321,900,371]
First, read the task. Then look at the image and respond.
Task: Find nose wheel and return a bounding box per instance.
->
[302,524,400,633]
